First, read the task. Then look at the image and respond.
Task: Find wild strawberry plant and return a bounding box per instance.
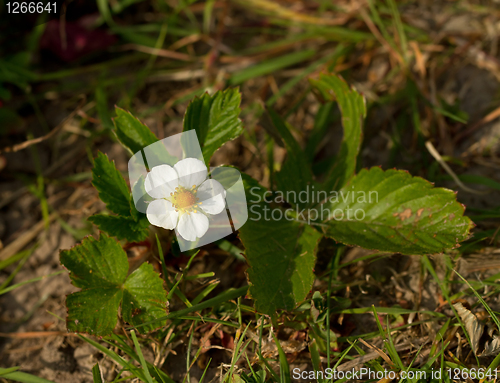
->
[60,73,473,335]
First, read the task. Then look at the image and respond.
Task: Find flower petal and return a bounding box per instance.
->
[145,165,179,199]
[196,179,226,214]
[197,179,226,215]
[177,212,209,241]
[146,199,179,230]
[199,194,226,215]
[174,158,207,188]
[197,179,226,199]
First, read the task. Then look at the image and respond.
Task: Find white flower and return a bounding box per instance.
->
[145,158,226,241]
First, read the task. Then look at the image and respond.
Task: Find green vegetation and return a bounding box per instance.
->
[1,0,499,382]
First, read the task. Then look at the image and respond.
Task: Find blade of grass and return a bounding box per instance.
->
[96,0,115,26]
[0,368,56,383]
[203,0,216,34]
[37,54,146,81]
[107,334,175,383]
[256,316,278,382]
[432,106,468,123]
[167,274,192,307]
[183,321,196,383]
[175,316,239,328]
[266,46,346,107]
[156,234,193,307]
[27,133,50,227]
[134,285,248,329]
[228,49,316,85]
[422,255,479,365]
[0,271,64,296]
[184,272,215,280]
[191,281,219,306]
[79,334,150,382]
[130,330,155,383]
[454,270,500,331]
[155,234,170,286]
[338,319,439,342]
[333,306,445,317]
[127,21,169,105]
[199,358,212,383]
[326,248,344,369]
[0,250,32,291]
[225,325,251,383]
[333,340,358,371]
[386,0,408,62]
[0,367,20,376]
[0,247,35,271]
[371,306,399,369]
[429,319,450,358]
[366,0,399,54]
[272,333,291,383]
[95,85,114,130]
[92,363,104,383]
[216,240,245,261]
[487,352,500,382]
[308,340,324,383]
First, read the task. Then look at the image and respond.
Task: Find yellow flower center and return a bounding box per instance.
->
[169,185,203,214]
[175,190,196,209]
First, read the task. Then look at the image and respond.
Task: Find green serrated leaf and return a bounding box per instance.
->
[305,102,336,163]
[66,288,123,335]
[88,214,149,243]
[92,152,132,217]
[89,152,151,242]
[130,193,142,221]
[60,234,128,289]
[309,73,366,191]
[267,109,315,208]
[239,200,322,314]
[113,107,158,154]
[240,170,268,202]
[183,88,243,163]
[60,234,168,336]
[123,262,168,333]
[319,167,474,255]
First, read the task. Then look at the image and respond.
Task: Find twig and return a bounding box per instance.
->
[0,331,78,339]
[337,338,428,372]
[0,97,85,154]
[0,213,57,260]
[358,7,404,66]
[454,104,500,143]
[358,338,395,368]
[119,44,194,61]
[425,141,489,195]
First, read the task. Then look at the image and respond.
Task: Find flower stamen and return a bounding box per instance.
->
[169,185,201,215]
